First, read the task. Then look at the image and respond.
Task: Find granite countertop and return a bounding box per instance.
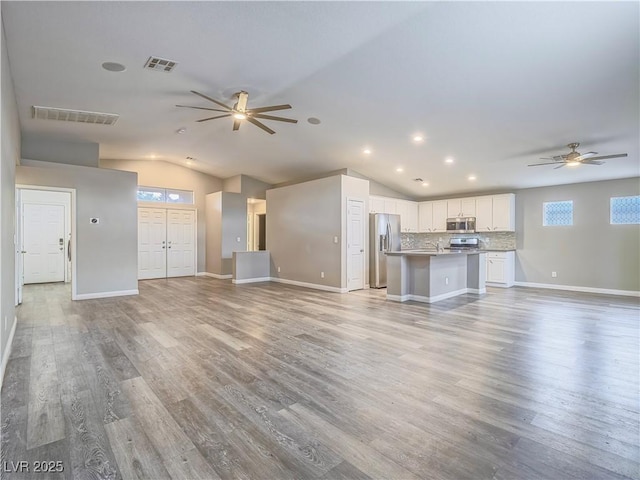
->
[388,249,484,256]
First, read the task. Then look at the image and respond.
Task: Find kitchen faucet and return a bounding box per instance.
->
[425,240,444,252]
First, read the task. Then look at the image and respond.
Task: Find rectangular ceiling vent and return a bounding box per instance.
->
[32,106,119,125]
[144,56,177,72]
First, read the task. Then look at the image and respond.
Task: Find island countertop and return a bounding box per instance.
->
[387,249,486,256]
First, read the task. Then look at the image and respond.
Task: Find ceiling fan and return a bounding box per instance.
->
[528,142,628,169]
[176,90,297,135]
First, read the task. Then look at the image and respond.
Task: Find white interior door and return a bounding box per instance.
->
[166,209,196,277]
[23,203,66,284]
[347,198,365,291]
[138,208,167,280]
[16,189,23,304]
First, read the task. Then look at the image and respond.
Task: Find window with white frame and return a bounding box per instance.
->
[610,195,640,224]
[137,186,194,204]
[543,200,573,226]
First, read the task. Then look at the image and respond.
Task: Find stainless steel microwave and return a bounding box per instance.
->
[446,217,476,233]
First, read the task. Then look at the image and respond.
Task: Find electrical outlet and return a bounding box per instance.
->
[277,266,281,273]
[445,276,449,285]
[321,272,325,278]
[552,271,557,278]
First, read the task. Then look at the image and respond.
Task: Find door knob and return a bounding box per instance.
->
[162,246,166,249]
[59,247,63,251]
[360,249,364,252]
[20,250,27,254]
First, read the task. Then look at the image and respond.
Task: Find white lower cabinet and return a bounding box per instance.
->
[486,251,515,287]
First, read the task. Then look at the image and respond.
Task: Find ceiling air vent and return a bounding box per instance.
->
[144,56,177,72]
[32,106,119,125]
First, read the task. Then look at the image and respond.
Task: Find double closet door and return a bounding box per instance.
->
[138,207,196,279]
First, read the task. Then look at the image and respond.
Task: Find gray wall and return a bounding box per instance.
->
[1,20,19,369]
[267,175,343,287]
[515,177,640,291]
[22,135,99,167]
[101,159,223,273]
[205,191,247,275]
[223,174,272,200]
[17,160,138,296]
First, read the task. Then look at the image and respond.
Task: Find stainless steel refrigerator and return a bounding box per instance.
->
[370,213,401,288]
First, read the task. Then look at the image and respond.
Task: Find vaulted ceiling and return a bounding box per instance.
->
[2,1,638,197]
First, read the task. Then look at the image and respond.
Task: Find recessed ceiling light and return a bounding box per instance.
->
[102,62,126,72]
[396,167,404,173]
[412,135,424,143]
[468,175,477,181]
[422,182,429,187]
[445,158,454,164]
[149,154,157,159]
[307,117,321,125]
[176,127,187,134]
[363,148,372,155]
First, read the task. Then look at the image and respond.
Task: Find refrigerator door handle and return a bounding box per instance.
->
[386,222,392,252]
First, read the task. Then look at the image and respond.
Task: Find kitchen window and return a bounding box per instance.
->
[543,200,573,226]
[137,186,194,204]
[610,195,640,224]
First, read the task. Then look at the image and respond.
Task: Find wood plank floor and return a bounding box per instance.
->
[1,278,639,479]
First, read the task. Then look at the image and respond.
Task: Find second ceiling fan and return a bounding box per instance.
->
[528,142,628,169]
[177,90,297,135]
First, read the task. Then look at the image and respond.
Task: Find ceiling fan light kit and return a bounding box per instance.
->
[176,90,297,135]
[528,142,628,169]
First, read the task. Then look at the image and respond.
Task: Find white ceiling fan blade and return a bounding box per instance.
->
[232,119,241,131]
[528,161,563,167]
[196,114,231,122]
[190,90,233,111]
[553,163,566,170]
[246,117,275,134]
[587,153,628,161]
[574,151,597,161]
[581,160,605,165]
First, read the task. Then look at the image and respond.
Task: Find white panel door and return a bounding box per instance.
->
[138,208,167,280]
[167,209,196,277]
[347,199,365,291]
[23,203,65,284]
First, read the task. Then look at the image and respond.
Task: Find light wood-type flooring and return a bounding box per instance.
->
[1,278,639,479]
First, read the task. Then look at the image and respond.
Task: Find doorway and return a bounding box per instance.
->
[346,198,366,291]
[16,186,75,304]
[138,207,196,279]
[247,198,266,251]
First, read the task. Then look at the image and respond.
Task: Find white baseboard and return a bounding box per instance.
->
[232,277,271,284]
[388,287,480,304]
[270,277,347,293]
[468,287,487,294]
[197,272,232,280]
[73,289,139,300]
[514,282,640,297]
[0,315,17,390]
[486,282,513,288]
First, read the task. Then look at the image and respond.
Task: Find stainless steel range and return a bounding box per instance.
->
[448,237,479,250]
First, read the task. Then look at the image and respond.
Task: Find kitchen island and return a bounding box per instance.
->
[385,250,486,303]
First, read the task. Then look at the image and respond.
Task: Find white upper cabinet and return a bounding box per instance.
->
[475,194,515,231]
[383,198,397,214]
[370,196,385,214]
[419,201,447,232]
[491,194,515,231]
[370,196,418,232]
[404,201,418,232]
[447,198,476,217]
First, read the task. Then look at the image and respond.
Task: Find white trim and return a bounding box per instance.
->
[388,287,476,304]
[232,277,271,284]
[271,277,347,293]
[0,316,17,390]
[514,282,640,297]
[197,272,232,279]
[74,289,139,300]
[467,287,487,294]
[486,282,511,288]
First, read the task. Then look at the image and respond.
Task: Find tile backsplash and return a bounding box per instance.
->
[401,231,516,251]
